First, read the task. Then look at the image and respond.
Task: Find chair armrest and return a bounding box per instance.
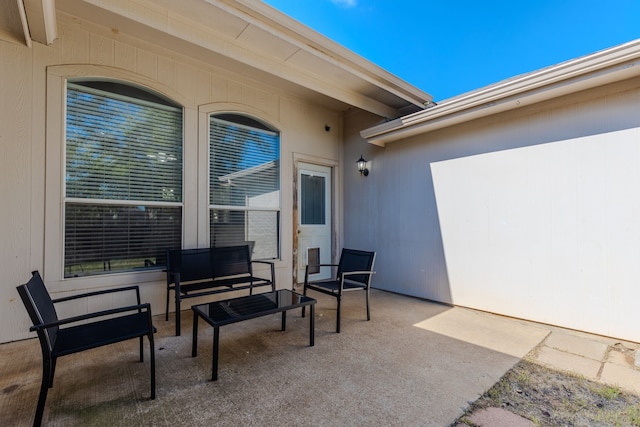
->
[30,302,152,332]
[341,271,376,287]
[341,270,375,277]
[52,285,141,305]
[304,264,340,284]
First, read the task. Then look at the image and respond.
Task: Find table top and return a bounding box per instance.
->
[192,290,315,326]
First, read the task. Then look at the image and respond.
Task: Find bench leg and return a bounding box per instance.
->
[281,311,286,331]
[175,294,181,336]
[212,326,220,381]
[165,288,170,321]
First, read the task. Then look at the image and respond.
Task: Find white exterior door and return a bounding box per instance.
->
[297,163,332,282]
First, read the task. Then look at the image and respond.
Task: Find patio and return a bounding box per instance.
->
[0,288,561,426]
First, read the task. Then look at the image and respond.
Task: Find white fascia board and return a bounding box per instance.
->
[16,0,32,47]
[216,0,433,110]
[63,0,425,117]
[362,39,640,146]
[23,0,58,45]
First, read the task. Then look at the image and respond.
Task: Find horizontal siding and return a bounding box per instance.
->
[0,13,341,343]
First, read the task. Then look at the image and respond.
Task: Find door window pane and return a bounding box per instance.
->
[301,174,325,225]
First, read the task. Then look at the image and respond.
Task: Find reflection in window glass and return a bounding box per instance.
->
[301,174,325,225]
[64,81,183,276]
[209,114,280,259]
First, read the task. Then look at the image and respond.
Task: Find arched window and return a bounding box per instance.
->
[209,113,280,259]
[64,80,183,276]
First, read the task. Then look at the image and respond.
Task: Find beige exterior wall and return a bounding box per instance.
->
[346,77,640,342]
[1,14,344,343]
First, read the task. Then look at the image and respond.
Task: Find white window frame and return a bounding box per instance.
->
[198,104,282,259]
[63,81,184,278]
[44,65,197,289]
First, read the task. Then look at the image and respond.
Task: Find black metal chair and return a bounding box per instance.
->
[302,249,376,333]
[16,271,156,427]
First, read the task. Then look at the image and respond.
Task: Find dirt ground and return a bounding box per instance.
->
[454,359,640,426]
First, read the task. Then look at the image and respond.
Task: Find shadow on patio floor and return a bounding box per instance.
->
[1,289,554,426]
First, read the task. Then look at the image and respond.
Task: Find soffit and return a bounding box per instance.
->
[53,0,431,118]
[0,1,27,45]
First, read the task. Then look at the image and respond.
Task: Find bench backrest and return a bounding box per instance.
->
[166,245,252,282]
[336,248,376,286]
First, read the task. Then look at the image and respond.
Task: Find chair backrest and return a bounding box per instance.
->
[336,249,376,286]
[16,271,58,353]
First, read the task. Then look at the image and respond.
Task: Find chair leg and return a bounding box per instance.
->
[49,359,56,388]
[139,336,144,362]
[148,333,156,399]
[366,288,371,321]
[34,358,53,427]
[336,295,342,333]
[301,286,307,318]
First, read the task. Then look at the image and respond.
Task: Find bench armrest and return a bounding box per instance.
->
[251,260,275,266]
[252,259,276,290]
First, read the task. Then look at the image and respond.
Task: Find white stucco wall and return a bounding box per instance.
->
[345,78,640,342]
[0,14,344,343]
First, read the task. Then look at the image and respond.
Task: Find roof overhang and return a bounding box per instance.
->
[362,39,640,147]
[0,0,58,47]
[3,0,432,118]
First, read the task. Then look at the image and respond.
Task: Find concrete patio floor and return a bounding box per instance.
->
[1,288,638,426]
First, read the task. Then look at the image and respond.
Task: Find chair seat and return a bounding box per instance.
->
[302,248,376,333]
[53,312,151,357]
[17,271,156,426]
[306,280,367,293]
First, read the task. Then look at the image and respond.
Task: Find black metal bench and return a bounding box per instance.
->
[165,245,275,335]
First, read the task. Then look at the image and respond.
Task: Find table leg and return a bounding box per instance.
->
[281,311,286,331]
[212,326,219,381]
[310,304,315,347]
[192,312,198,357]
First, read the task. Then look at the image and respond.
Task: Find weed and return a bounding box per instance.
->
[516,370,530,388]
[454,360,640,427]
[628,404,640,426]
[592,384,622,400]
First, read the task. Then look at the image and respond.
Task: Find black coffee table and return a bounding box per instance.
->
[191,290,316,380]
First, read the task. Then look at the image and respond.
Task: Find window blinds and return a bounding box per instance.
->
[66,84,183,202]
[64,83,183,277]
[209,116,280,259]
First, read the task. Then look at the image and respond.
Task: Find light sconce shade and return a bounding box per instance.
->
[357,155,369,176]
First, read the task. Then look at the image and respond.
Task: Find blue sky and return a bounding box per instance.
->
[262,0,640,101]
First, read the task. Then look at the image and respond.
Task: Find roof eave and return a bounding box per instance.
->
[52,0,431,118]
[362,39,640,147]
[225,0,433,111]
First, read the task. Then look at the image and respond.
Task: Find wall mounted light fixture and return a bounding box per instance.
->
[357,155,369,176]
